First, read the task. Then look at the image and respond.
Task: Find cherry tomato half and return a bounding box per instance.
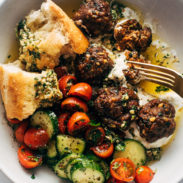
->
[61,97,88,113]
[85,127,105,145]
[15,121,29,143]
[91,143,114,159]
[54,66,68,79]
[18,145,42,169]
[67,112,90,135]
[59,75,77,96]
[68,82,92,102]
[135,166,154,183]
[107,177,125,183]
[24,128,49,150]
[58,113,70,134]
[8,118,22,124]
[110,158,136,182]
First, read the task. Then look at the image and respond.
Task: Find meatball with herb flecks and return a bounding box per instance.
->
[138,99,176,143]
[94,86,139,132]
[123,50,150,85]
[114,19,152,52]
[73,0,114,36]
[75,45,114,85]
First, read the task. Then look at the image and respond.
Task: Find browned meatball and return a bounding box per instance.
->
[138,99,176,143]
[94,87,139,131]
[75,45,114,85]
[123,50,149,84]
[114,19,152,52]
[73,0,114,36]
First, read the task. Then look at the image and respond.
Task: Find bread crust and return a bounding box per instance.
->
[48,0,89,54]
[0,64,38,120]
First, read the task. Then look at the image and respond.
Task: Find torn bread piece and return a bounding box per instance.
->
[17,0,89,71]
[0,61,62,120]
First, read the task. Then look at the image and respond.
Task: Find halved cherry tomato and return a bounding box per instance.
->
[135,166,154,183]
[91,143,114,158]
[15,121,29,143]
[18,145,42,169]
[24,128,49,150]
[58,113,70,134]
[67,112,90,135]
[110,158,136,182]
[85,127,105,145]
[59,75,77,96]
[54,66,68,79]
[8,118,22,124]
[107,177,125,183]
[68,82,92,102]
[61,97,88,113]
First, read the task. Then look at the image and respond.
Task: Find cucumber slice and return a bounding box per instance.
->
[113,139,146,167]
[56,135,85,156]
[65,157,86,180]
[71,159,105,183]
[54,153,81,179]
[31,110,58,138]
[46,140,58,166]
[86,152,110,180]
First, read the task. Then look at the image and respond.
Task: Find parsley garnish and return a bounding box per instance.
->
[155,85,169,93]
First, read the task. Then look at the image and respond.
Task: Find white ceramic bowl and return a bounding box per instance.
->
[0,0,183,183]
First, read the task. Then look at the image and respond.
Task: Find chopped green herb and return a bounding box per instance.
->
[115,142,125,151]
[31,173,35,179]
[155,85,169,93]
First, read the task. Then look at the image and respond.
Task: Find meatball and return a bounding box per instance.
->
[123,50,150,85]
[75,45,114,85]
[114,19,152,52]
[94,87,139,131]
[138,99,176,143]
[73,0,114,36]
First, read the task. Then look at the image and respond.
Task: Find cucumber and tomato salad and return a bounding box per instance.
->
[13,74,154,183]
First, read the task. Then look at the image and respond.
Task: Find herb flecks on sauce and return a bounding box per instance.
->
[34,70,62,107]
[155,85,169,93]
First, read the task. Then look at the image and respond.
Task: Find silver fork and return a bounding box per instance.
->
[127,61,183,98]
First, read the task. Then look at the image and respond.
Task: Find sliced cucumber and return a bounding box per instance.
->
[46,140,58,166]
[86,152,110,180]
[71,159,105,183]
[31,110,58,138]
[113,139,146,167]
[54,153,81,179]
[56,135,85,156]
[65,157,86,180]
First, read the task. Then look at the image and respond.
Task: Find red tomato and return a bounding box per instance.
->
[107,177,125,183]
[61,97,88,113]
[85,127,105,145]
[24,128,49,150]
[110,158,136,182]
[68,82,92,102]
[8,118,22,124]
[54,66,68,79]
[135,166,154,183]
[59,75,77,96]
[91,143,114,158]
[67,112,90,135]
[58,113,70,134]
[15,121,29,143]
[18,145,42,169]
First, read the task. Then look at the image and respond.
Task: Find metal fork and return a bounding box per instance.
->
[127,61,183,98]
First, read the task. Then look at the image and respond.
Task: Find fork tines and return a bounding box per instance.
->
[126,61,182,91]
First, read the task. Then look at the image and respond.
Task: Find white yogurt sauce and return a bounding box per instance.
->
[108,52,128,81]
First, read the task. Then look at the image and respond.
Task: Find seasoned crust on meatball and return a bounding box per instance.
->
[123,50,150,85]
[75,45,114,85]
[138,99,176,143]
[114,19,152,52]
[73,0,114,36]
[94,87,139,131]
